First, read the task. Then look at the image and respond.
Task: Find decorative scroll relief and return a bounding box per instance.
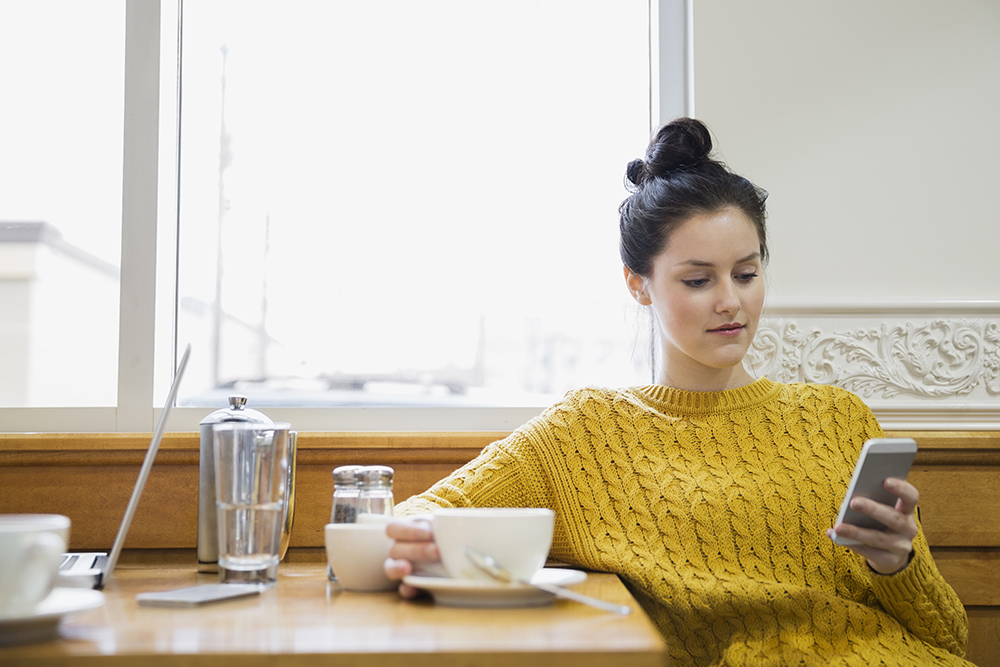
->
[748,319,1000,398]
[745,311,1000,428]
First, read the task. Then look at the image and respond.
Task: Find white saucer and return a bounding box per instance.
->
[403,568,587,608]
[0,588,105,646]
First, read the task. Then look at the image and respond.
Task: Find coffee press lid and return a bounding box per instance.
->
[199,394,273,426]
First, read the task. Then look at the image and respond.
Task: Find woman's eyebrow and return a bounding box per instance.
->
[679,252,761,268]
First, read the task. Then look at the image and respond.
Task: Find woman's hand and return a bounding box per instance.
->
[826,477,919,575]
[384,516,441,598]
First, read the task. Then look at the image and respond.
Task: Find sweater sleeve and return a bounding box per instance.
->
[867,524,969,657]
[835,389,969,657]
[394,429,551,516]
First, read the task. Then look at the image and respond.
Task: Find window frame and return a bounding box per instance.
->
[0,0,692,433]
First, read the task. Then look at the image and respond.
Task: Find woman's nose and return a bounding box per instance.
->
[715,280,741,313]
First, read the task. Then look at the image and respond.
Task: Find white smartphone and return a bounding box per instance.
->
[136,583,263,608]
[832,438,918,547]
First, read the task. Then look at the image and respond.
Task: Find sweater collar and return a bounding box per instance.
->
[635,377,780,415]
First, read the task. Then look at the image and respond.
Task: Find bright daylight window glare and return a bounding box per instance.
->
[0,1,124,408]
[176,1,652,409]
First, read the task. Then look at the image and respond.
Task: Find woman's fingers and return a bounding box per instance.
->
[382,516,441,597]
[847,478,919,536]
[884,478,919,515]
[386,517,439,562]
[386,517,434,542]
[389,539,440,563]
[829,522,912,553]
[828,477,920,575]
[384,557,413,580]
[383,558,424,598]
[828,521,913,574]
[847,499,911,536]
[397,582,422,599]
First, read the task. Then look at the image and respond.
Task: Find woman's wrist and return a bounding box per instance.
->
[868,549,915,576]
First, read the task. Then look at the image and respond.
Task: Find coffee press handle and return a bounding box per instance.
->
[278,431,298,561]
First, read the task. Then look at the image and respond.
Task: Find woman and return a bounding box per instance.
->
[384,118,971,666]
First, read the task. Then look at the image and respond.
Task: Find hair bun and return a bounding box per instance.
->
[628,117,714,187]
[625,158,648,189]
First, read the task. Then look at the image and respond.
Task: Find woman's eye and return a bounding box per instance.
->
[736,272,759,283]
[683,279,709,288]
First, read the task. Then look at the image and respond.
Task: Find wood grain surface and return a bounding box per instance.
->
[1,429,996,665]
[0,562,668,666]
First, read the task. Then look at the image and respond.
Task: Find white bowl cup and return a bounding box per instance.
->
[324,523,396,592]
[432,507,555,582]
[0,514,70,617]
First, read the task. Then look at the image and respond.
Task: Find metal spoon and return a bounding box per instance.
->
[462,546,631,615]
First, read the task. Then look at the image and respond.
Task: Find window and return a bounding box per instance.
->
[0,1,124,409]
[1,0,686,432]
[176,0,651,413]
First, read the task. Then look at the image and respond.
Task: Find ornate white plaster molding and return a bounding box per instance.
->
[747,301,1000,430]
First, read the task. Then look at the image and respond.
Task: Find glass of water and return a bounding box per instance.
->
[212,422,292,585]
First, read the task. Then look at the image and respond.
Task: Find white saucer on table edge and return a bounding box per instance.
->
[403,568,587,608]
[0,588,105,647]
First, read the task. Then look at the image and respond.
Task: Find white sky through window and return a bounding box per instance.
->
[175,1,652,407]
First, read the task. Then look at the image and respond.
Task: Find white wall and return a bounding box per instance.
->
[693,1,1000,428]
[693,0,999,303]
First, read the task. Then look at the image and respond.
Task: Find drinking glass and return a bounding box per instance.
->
[213,422,292,585]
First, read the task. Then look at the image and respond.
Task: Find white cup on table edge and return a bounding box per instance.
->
[0,514,70,617]
[324,523,396,592]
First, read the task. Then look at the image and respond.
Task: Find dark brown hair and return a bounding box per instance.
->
[619,117,769,276]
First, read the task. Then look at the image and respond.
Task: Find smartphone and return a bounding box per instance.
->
[832,438,918,547]
[136,583,263,608]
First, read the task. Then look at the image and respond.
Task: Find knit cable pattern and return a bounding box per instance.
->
[397,378,971,667]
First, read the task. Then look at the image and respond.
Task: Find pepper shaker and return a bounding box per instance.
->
[328,465,362,580]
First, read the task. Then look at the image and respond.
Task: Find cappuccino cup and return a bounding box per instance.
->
[0,515,69,617]
[432,507,554,582]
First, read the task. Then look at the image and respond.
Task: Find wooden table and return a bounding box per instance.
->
[1,561,668,666]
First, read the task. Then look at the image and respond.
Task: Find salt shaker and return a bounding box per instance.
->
[357,465,395,518]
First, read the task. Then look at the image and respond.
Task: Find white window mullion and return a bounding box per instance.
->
[117,0,162,432]
[650,0,694,129]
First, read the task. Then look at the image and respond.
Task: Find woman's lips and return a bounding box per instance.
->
[709,324,744,336]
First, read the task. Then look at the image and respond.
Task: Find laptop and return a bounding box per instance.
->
[57,344,191,590]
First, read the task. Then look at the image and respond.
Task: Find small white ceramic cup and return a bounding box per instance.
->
[324,523,396,591]
[0,514,70,616]
[432,507,554,582]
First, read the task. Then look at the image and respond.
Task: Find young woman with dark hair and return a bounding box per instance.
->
[383,118,971,667]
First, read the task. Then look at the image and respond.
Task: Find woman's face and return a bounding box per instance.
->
[625,208,765,391]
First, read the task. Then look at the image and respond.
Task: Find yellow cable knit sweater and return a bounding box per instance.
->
[396,378,971,667]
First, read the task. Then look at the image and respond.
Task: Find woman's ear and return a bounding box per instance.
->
[623,265,651,305]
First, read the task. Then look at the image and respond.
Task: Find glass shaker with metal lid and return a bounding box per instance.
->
[357,465,395,518]
[331,465,363,525]
[328,465,363,580]
[198,395,273,573]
